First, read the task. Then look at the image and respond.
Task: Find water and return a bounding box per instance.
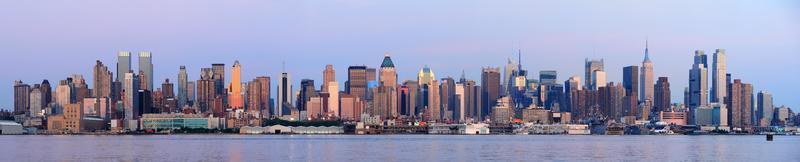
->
[0,135,796,161]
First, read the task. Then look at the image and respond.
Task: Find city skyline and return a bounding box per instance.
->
[1,1,798,111]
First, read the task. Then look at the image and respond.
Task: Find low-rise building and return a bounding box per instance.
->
[660,111,687,126]
[140,113,223,131]
[0,120,24,135]
[522,106,551,124]
[465,123,490,135]
[47,103,105,134]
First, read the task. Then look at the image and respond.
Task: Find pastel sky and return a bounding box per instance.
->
[1,1,798,111]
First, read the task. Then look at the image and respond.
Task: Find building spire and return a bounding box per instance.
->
[644,38,651,62]
[517,49,523,71]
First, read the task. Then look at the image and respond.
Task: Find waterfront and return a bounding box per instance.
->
[0,135,796,161]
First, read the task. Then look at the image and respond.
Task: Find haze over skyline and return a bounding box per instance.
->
[1,0,798,111]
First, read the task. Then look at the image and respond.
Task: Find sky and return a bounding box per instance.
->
[0,0,798,111]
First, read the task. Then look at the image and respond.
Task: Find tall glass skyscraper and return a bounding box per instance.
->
[138,51,153,91]
[711,49,727,103]
[116,51,131,82]
[178,66,188,109]
[689,50,709,125]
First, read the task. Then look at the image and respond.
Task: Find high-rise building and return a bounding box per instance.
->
[346,66,368,100]
[564,76,582,113]
[211,63,226,99]
[623,66,640,118]
[481,67,501,121]
[277,72,292,116]
[376,54,398,118]
[178,66,188,109]
[187,81,195,106]
[539,70,558,85]
[711,49,727,103]
[492,96,514,125]
[161,79,176,112]
[401,80,419,116]
[454,83,466,122]
[197,68,216,113]
[298,79,317,111]
[116,51,131,82]
[123,72,140,121]
[14,80,31,115]
[741,83,753,128]
[55,80,71,109]
[138,51,154,91]
[327,81,339,117]
[256,76,271,117]
[599,82,625,119]
[585,58,604,90]
[418,65,438,120]
[427,80,441,121]
[440,77,456,121]
[29,85,44,117]
[640,41,655,102]
[729,79,753,128]
[247,79,262,116]
[654,77,671,113]
[689,50,709,125]
[93,60,113,99]
[592,71,607,90]
[40,80,52,107]
[503,58,519,96]
[228,61,244,110]
[322,64,336,92]
[757,91,773,126]
[340,94,364,121]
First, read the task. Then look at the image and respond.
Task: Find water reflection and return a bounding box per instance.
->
[0,135,795,161]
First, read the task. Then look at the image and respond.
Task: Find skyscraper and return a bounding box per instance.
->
[346,66,368,100]
[401,80,419,116]
[654,77,671,113]
[757,91,773,126]
[454,82,466,122]
[711,49,727,103]
[29,85,44,117]
[123,72,140,122]
[277,72,292,116]
[138,51,154,91]
[116,51,131,82]
[197,68,216,113]
[592,71,607,90]
[322,64,335,92]
[564,76,582,113]
[375,54,398,118]
[585,58,604,90]
[247,79,262,116]
[14,81,31,115]
[539,70,557,85]
[418,65,437,120]
[298,79,316,112]
[689,50,709,124]
[40,80,52,108]
[623,66,639,118]
[440,77,456,120]
[93,60,113,99]
[503,58,518,96]
[178,66,188,109]
[161,79,176,113]
[428,80,441,121]
[228,61,244,110]
[211,63,226,97]
[481,67,501,121]
[256,76,271,117]
[640,41,654,102]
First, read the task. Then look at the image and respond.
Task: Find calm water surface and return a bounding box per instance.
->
[0,135,797,161]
